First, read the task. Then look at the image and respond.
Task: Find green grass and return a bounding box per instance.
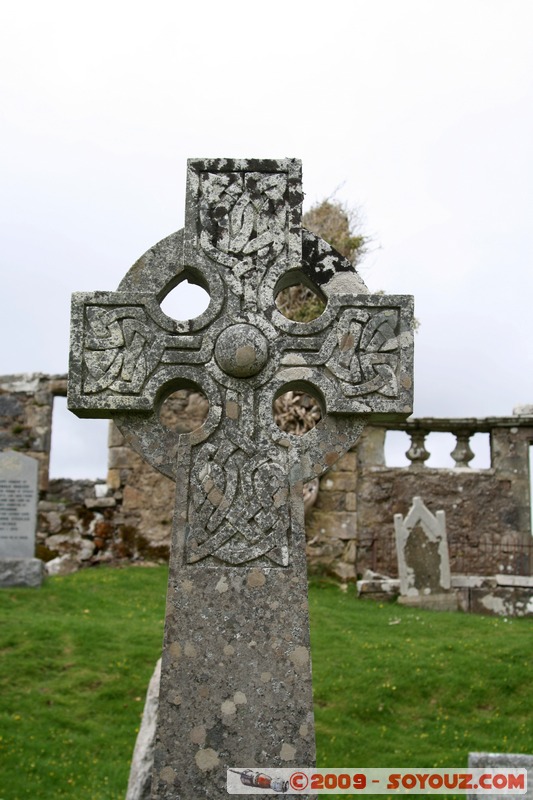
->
[1,569,532,799]
[0,567,167,800]
[310,581,533,798]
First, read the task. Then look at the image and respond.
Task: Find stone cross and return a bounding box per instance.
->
[69,158,414,799]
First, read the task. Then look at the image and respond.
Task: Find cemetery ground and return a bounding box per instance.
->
[0,567,532,800]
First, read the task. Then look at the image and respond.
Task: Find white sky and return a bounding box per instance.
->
[1,0,532,478]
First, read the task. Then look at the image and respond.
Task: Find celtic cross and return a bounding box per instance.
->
[69,158,414,799]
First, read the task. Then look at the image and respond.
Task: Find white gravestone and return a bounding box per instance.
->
[0,451,43,587]
[394,496,456,610]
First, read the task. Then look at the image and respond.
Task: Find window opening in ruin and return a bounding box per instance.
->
[49,396,108,480]
[384,430,411,466]
[160,279,210,321]
[468,432,490,469]
[425,432,463,468]
[159,388,209,433]
[424,431,490,469]
[384,430,490,469]
[273,387,323,436]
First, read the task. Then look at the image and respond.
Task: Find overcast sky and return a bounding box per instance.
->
[1,1,532,478]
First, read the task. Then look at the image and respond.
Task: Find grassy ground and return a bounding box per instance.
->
[310,580,533,797]
[0,566,167,800]
[0,567,532,799]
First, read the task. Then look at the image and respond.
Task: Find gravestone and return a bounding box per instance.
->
[468,752,533,800]
[0,450,43,587]
[69,158,414,799]
[127,659,162,800]
[394,496,456,610]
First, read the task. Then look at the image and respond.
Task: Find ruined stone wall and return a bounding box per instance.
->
[354,425,532,578]
[0,376,209,569]
[0,374,121,568]
[1,373,532,580]
[106,390,209,561]
[305,450,357,581]
[0,373,66,492]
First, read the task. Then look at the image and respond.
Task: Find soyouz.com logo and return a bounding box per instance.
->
[227,767,527,794]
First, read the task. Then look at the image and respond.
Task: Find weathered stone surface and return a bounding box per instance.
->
[126,659,162,800]
[495,574,533,587]
[394,496,451,604]
[309,511,357,540]
[0,452,43,587]
[451,575,494,588]
[0,557,44,587]
[469,585,533,617]
[398,593,458,611]
[321,472,355,492]
[45,554,80,576]
[357,569,400,598]
[84,497,116,509]
[332,561,356,581]
[336,451,357,471]
[357,577,400,597]
[467,752,533,800]
[69,161,414,424]
[108,447,142,470]
[355,419,533,577]
[68,158,414,799]
[513,405,533,416]
[449,575,533,616]
[3,367,532,580]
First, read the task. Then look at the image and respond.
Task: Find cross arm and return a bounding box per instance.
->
[68,291,210,417]
[272,293,414,419]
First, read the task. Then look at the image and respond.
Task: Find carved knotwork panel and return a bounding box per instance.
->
[187,437,290,567]
[199,171,289,270]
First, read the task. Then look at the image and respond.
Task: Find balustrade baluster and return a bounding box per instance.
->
[451,431,475,468]
[406,431,430,466]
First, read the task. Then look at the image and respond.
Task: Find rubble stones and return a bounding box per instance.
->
[0,558,44,587]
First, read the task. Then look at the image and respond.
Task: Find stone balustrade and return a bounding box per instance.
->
[378,414,533,471]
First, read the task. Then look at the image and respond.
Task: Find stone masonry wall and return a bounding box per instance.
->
[354,426,532,578]
[305,450,357,581]
[0,373,66,492]
[106,390,209,561]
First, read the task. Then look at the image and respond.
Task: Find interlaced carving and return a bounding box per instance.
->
[83,306,158,394]
[79,301,210,400]
[327,308,401,397]
[199,171,288,273]
[187,440,289,566]
[277,305,405,400]
[68,158,414,800]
